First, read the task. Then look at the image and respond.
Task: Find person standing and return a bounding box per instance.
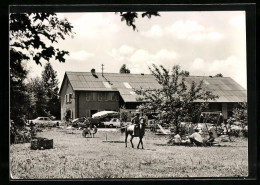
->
[131,113,140,136]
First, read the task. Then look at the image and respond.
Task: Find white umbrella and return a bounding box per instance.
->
[92,111,118,119]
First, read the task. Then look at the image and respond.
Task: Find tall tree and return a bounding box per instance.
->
[41,62,60,119]
[10,13,74,125]
[135,65,218,134]
[214,73,223,77]
[27,77,48,118]
[120,64,131,74]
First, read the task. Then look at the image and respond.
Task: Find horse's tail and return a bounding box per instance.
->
[120,126,126,134]
[93,125,97,134]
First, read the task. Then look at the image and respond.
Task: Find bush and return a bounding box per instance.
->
[10,120,37,144]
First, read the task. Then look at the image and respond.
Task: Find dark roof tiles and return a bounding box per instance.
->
[64,71,247,103]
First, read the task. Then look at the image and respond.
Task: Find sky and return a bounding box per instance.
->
[25,11,247,89]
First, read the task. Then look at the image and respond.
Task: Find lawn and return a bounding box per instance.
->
[10,127,248,179]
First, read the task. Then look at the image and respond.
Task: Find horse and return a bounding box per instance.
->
[122,119,146,149]
[82,125,98,138]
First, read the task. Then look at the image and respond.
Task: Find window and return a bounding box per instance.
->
[98,92,107,101]
[69,94,72,102]
[129,91,136,95]
[103,82,112,88]
[65,93,72,103]
[203,80,210,85]
[112,92,119,101]
[123,82,132,89]
[86,92,93,101]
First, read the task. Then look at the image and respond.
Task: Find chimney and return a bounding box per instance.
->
[91,68,98,78]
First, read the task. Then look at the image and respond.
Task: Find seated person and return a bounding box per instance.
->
[206,132,215,146]
[189,129,203,146]
[173,131,181,145]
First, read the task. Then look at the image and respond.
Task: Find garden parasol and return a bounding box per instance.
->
[92,111,119,119]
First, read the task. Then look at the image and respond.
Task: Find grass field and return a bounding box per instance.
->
[10,127,248,179]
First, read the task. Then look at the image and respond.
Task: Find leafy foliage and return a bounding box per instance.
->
[135,65,218,133]
[10,13,74,125]
[26,77,49,118]
[10,13,74,66]
[120,106,129,122]
[41,62,61,119]
[119,64,131,74]
[214,73,223,77]
[232,102,247,125]
[116,11,160,31]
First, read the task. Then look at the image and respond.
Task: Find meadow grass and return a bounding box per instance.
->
[10,127,248,179]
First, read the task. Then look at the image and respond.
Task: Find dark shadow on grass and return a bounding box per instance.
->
[102,140,125,143]
[154,143,172,146]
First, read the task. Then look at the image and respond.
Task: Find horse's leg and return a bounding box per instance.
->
[137,137,141,149]
[130,135,134,148]
[140,137,144,149]
[125,133,128,148]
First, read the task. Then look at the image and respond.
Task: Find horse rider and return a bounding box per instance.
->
[132,113,140,136]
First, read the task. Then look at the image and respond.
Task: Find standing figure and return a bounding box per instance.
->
[131,113,140,136]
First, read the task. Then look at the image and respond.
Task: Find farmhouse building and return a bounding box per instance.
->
[59,70,247,121]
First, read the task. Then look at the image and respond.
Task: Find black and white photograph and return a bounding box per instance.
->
[9,5,252,179]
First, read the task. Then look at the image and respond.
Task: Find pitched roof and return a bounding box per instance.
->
[61,71,247,103]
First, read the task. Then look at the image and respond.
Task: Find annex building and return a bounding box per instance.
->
[59,70,247,121]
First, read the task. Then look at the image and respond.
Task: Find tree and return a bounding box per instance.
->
[120,64,131,74]
[10,13,74,125]
[232,102,247,125]
[214,73,223,77]
[41,62,60,119]
[117,12,160,31]
[27,77,49,118]
[135,64,218,134]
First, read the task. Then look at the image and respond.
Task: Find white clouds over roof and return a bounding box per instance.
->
[141,20,224,41]
[26,11,247,89]
[69,50,94,61]
[73,13,120,38]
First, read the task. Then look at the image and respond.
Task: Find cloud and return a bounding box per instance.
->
[129,49,179,64]
[118,45,135,55]
[141,25,164,37]
[129,49,151,63]
[165,20,223,41]
[107,45,135,61]
[108,47,179,74]
[187,56,246,88]
[73,13,120,38]
[68,50,94,61]
[154,49,179,60]
[229,15,245,29]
